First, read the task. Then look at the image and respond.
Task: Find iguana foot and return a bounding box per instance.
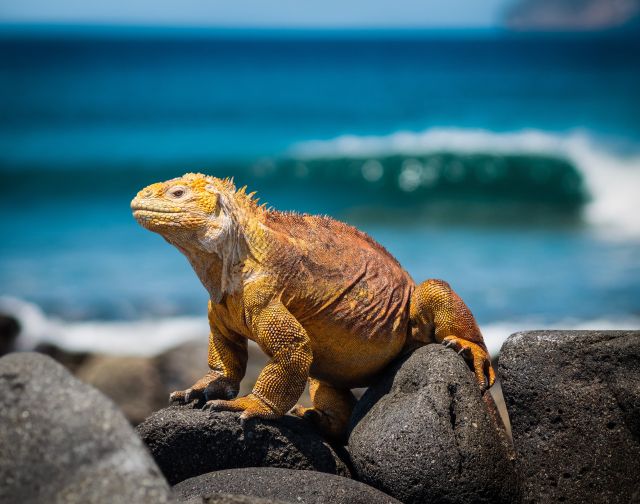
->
[290,380,355,442]
[169,371,239,406]
[203,393,279,422]
[290,405,349,442]
[442,336,495,391]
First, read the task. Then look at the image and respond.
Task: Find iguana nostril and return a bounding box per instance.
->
[144,189,152,197]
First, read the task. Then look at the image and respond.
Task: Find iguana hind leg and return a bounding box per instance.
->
[291,378,356,442]
[410,279,495,390]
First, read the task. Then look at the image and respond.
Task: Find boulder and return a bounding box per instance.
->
[180,493,286,504]
[0,352,170,504]
[0,313,20,356]
[137,406,350,485]
[172,467,400,504]
[76,354,168,425]
[154,340,210,395]
[32,338,272,426]
[348,344,519,504]
[34,342,91,374]
[499,330,640,504]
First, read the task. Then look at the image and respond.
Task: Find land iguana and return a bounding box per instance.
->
[131,173,495,439]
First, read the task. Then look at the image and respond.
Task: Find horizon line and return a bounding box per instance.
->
[0,22,634,38]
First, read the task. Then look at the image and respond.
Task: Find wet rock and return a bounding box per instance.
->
[172,467,400,504]
[499,330,640,504]
[137,406,351,485]
[0,352,170,503]
[348,344,518,504]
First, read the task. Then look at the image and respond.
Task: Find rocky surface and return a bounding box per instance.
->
[0,352,170,503]
[137,405,350,485]
[348,344,519,504]
[172,467,400,504]
[499,330,640,504]
[180,494,286,504]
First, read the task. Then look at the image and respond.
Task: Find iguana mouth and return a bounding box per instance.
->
[131,206,184,215]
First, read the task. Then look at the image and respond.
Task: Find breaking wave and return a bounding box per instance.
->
[288,128,640,238]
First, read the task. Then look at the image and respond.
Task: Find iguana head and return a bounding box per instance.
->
[131,172,237,252]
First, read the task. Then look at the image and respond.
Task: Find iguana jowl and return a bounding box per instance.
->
[131,173,495,439]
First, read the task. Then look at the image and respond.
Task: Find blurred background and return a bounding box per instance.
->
[0,0,639,422]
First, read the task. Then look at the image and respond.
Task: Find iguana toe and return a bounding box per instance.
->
[203,393,279,420]
[442,336,495,391]
[169,388,198,405]
[170,371,239,406]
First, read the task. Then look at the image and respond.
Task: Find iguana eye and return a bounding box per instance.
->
[167,186,187,199]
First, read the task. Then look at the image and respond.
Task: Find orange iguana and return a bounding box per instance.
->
[131,173,495,439]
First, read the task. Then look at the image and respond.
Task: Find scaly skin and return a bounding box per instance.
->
[131,173,495,440]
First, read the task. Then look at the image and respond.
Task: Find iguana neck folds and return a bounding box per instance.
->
[171,189,268,303]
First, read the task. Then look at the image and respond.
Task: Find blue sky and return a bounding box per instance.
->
[0,0,512,28]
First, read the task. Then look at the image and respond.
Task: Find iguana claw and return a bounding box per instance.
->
[442,336,495,391]
[203,393,279,420]
[169,371,239,406]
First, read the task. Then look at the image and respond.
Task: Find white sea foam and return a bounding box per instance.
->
[2,296,638,358]
[291,128,640,239]
[0,296,207,356]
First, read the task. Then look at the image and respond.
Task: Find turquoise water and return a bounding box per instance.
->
[0,28,639,352]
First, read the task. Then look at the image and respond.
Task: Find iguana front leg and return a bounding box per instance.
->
[204,298,312,421]
[411,279,495,390]
[170,302,247,405]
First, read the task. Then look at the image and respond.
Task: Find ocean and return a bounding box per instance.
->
[1,27,639,356]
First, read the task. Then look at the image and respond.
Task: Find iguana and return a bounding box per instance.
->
[131,173,495,439]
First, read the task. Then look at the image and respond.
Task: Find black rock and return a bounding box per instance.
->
[172,467,400,504]
[180,492,286,504]
[34,342,91,373]
[0,352,170,504]
[499,330,640,504]
[136,406,351,485]
[348,344,519,504]
[0,313,20,356]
